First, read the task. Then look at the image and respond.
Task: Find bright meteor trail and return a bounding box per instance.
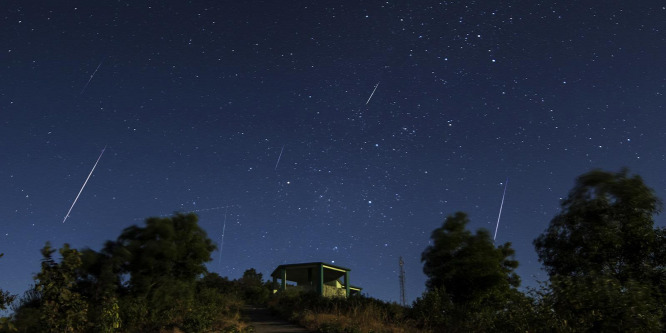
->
[493,178,509,241]
[365,81,380,105]
[62,146,106,223]
[274,145,285,170]
[218,206,228,267]
[80,59,104,95]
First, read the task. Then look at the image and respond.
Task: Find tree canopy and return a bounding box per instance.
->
[534,168,664,282]
[6,213,239,332]
[421,211,520,304]
[35,243,89,332]
[533,168,666,330]
[115,213,216,296]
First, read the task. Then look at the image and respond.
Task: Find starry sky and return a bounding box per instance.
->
[2,1,665,305]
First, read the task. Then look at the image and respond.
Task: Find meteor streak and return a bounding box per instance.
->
[274,145,285,170]
[62,146,106,223]
[493,178,509,241]
[218,206,228,265]
[80,59,104,95]
[365,81,380,105]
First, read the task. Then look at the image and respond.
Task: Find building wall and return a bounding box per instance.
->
[323,283,347,298]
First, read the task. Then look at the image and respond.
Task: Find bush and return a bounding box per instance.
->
[269,291,421,333]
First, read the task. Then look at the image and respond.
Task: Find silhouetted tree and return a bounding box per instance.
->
[35,243,88,332]
[197,272,236,294]
[534,168,664,282]
[422,212,520,304]
[534,169,665,330]
[116,213,216,296]
[8,213,248,332]
[416,212,530,331]
[0,253,17,332]
[237,268,271,305]
[0,254,16,311]
[113,213,217,330]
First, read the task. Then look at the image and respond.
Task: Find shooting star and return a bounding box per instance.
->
[493,178,509,241]
[365,81,380,105]
[80,59,104,95]
[274,145,285,170]
[218,207,228,265]
[62,145,106,223]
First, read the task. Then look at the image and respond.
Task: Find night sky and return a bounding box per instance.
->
[2,1,665,305]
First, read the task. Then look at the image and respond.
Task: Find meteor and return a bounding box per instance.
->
[274,145,285,170]
[365,81,380,105]
[62,146,106,223]
[218,206,228,265]
[493,178,509,241]
[80,59,104,95]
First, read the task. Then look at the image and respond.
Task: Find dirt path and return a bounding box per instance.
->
[245,307,312,333]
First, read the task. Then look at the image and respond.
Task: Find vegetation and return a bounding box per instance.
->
[270,290,422,333]
[0,254,17,332]
[533,169,666,330]
[270,168,666,332]
[1,168,664,332]
[36,243,89,332]
[415,212,533,332]
[2,213,256,333]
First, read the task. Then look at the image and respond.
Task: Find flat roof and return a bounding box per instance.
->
[270,262,352,278]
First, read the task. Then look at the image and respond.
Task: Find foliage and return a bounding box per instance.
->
[7,289,42,332]
[421,212,520,303]
[270,291,421,333]
[6,213,252,333]
[197,272,237,294]
[91,295,121,333]
[534,168,664,282]
[411,287,448,330]
[415,212,537,331]
[111,213,217,331]
[115,213,216,296]
[0,254,16,312]
[0,254,17,332]
[35,243,88,332]
[411,284,536,332]
[77,244,124,332]
[536,274,663,332]
[238,268,271,305]
[183,286,246,332]
[534,168,666,329]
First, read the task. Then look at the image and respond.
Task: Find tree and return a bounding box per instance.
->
[421,212,520,304]
[116,213,216,296]
[77,244,123,332]
[411,287,449,330]
[534,168,664,283]
[34,243,88,332]
[197,272,236,294]
[416,212,532,332]
[0,253,17,332]
[113,213,216,331]
[0,254,16,311]
[541,273,662,331]
[237,268,271,305]
[9,213,238,332]
[534,169,666,330]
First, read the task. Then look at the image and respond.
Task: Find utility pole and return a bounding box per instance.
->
[399,256,406,306]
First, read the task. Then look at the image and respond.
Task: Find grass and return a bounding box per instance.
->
[268,290,429,333]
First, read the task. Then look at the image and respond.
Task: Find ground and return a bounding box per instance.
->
[245,307,311,333]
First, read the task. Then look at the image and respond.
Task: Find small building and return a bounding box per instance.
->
[271,262,362,298]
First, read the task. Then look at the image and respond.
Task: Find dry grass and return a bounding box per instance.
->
[212,309,252,332]
[300,305,425,333]
[272,292,430,333]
